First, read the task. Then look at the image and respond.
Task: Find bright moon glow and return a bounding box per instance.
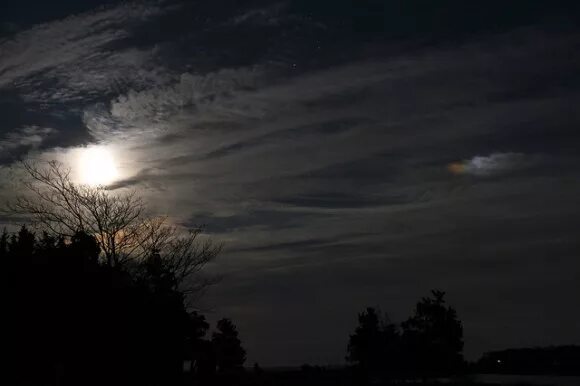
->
[78,146,119,186]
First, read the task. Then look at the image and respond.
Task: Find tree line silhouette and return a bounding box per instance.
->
[346,290,464,383]
[0,226,245,386]
[2,228,576,386]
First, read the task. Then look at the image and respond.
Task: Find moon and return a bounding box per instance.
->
[78,146,119,186]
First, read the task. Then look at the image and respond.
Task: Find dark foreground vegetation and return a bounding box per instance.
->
[345,290,465,383]
[2,225,578,386]
[0,226,245,386]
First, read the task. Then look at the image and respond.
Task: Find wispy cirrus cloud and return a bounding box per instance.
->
[0,2,169,101]
[229,3,288,27]
[0,126,56,155]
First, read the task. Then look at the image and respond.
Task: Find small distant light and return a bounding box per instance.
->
[497,359,502,364]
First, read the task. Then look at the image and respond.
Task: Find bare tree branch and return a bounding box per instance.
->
[6,160,220,297]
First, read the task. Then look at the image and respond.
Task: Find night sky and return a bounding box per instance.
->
[1,0,580,366]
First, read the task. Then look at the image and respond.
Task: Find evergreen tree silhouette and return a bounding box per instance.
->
[0,228,8,258]
[401,290,464,378]
[212,318,247,373]
[347,307,383,373]
[8,225,35,258]
[347,307,401,381]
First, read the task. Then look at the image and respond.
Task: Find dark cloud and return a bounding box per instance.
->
[1,0,580,367]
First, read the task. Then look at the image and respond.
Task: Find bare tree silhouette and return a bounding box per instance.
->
[7,160,221,295]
